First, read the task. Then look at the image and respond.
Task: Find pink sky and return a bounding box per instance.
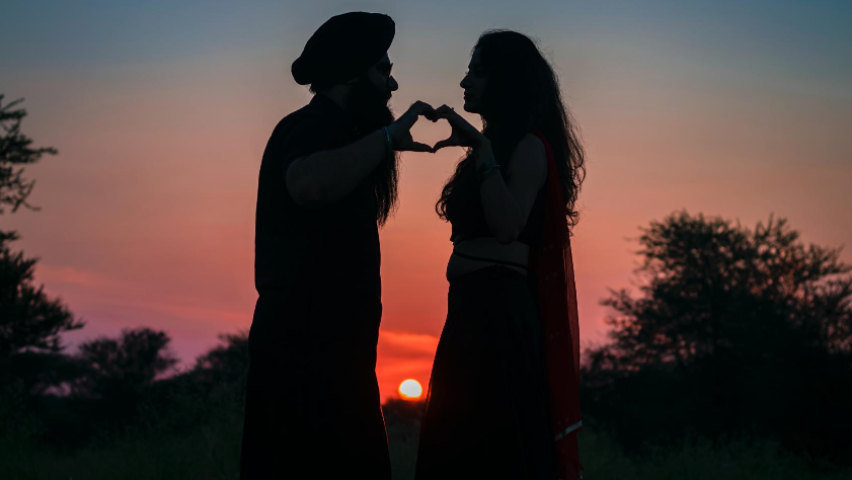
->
[3,2,850,400]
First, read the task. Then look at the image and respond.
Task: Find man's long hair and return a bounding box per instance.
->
[310,74,399,226]
[344,75,400,226]
[436,30,585,232]
[372,148,399,227]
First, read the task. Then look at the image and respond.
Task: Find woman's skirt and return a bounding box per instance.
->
[415,266,557,480]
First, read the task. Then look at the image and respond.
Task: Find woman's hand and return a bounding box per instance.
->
[429,105,487,152]
[387,101,437,152]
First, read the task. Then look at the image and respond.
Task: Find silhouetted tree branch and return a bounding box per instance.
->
[0,94,57,214]
[0,232,83,359]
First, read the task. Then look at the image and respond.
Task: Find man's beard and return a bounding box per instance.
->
[345,75,395,131]
[345,76,399,226]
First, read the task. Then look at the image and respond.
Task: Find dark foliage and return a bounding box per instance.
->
[74,327,178,399]
[191,331,249,393]
[582,211,852,463]
[6,329,251,450]
[0,232,84,363]
[129,331,251,437]
[383,398,426,425]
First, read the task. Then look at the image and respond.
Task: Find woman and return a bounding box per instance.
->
[416,30,586,480]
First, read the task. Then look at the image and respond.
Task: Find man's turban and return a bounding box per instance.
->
[292,12,395,86]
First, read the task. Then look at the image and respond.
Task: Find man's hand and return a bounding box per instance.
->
[430,105,486,152]
[386,101,436,153]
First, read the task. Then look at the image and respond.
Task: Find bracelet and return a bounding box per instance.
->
[477,163,502,184]
[477,152,498,168]
[476,153,500,181]
[382,126,393,153]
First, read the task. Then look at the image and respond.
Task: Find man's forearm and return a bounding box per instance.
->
[286,128,390,207]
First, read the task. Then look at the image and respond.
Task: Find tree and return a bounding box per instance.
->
[75,327,178,401]
[583,211,852,461]
[192,331,249,392]
[0,95,81,396]
[130,332,250,435]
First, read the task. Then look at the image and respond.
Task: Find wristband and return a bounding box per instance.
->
[476,153,499,177]
[382,126,393,153]
[477,163,502,184]
[477,152,498,169]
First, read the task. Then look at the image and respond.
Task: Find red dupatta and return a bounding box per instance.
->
[529,131,583,480]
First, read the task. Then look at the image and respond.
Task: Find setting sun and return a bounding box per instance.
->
[398,379,423,400]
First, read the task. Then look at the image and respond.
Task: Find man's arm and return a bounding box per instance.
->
[285,101,435,208]
[285,128,388,207]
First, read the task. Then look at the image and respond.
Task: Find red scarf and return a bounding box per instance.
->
[529,131,583,480]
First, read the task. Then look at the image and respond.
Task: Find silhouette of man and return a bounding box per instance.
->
[240,12,434,480]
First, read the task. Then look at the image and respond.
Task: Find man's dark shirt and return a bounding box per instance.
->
[254,94,381,345]
[243,96,390,480]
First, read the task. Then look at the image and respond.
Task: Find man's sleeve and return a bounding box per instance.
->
[277,113,336,173]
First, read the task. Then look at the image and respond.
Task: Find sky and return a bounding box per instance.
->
[2,0,851,400]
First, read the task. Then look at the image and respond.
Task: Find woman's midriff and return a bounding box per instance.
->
[446,236,530,280]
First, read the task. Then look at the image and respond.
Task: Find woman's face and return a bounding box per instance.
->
[460,48,487,113]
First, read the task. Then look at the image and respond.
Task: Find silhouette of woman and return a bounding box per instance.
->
[416,30,586,480]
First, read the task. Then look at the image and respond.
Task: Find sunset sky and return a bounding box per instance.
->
[3,0,851,400]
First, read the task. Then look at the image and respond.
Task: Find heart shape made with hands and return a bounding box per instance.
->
[427,105,484,153]
[389,102,483,153]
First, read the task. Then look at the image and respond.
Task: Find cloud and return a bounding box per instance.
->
[35,263,250,326]
[378,330,439,357]
[36,264,128,291]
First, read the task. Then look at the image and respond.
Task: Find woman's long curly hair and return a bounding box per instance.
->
[436,30,585,232]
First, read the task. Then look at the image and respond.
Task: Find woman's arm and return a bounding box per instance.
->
[477,135,547,244]
[429,105,547,243]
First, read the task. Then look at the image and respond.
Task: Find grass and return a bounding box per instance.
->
[3,408,851,480]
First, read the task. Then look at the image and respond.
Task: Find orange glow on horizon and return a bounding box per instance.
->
[398,379,423,400]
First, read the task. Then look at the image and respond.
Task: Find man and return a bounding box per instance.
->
[240,12,434,480]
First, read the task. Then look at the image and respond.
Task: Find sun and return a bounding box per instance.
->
[398,379,423,400]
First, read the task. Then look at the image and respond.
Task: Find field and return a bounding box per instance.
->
[3,403,851,480]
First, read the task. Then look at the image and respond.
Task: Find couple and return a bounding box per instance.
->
[241,11,585,480]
